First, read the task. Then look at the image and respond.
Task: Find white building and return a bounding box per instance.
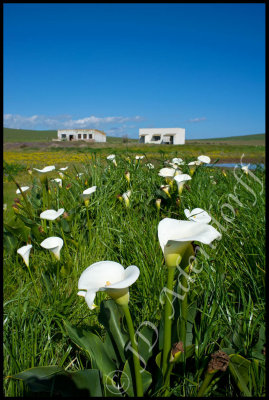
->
[57,129,106,142]
[139,128,185,145]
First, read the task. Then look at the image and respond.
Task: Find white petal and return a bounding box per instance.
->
[17,244,32,267]
[40,208,65,220]
[16,186,30,194]
[85,290,98,309]
[104,265,140,289]
[122,190,131,200]
[135,155,144,160]
[59,167,69,171]
[185,208,211,224]
[172,157,184,165]
[184,209,191,219]
[78,261,125,291]
[174,174,192,184]
[82,186,97,199]
[107,154,116,160]
[198,155,211,164]
[40,236,63,250]
[158,168,176,178]
[33,166,55,173]
[158,218,221,253]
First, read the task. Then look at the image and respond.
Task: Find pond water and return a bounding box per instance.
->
[207,163,265,170]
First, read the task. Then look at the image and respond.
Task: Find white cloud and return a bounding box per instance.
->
[3,113,144,130]
[187,117,207,123]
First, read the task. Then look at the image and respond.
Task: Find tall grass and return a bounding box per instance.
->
[3,154,265,396]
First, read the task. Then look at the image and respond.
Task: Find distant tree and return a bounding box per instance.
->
[122,134,128,143]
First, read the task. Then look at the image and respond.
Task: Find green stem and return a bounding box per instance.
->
[197,372,215,397]
[163,362,174,396]
[26,265,39,297]
[59,224,71,260]
[121,304,143,397]
[179,267,189,351]
[85,204,92,243]
[162,266,176,380]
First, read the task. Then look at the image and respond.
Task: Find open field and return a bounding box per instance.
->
[3,151,266,397]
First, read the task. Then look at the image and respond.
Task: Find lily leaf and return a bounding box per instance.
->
[64,320,116,383]
[98,299,128,364]
[10,366,102,396]
[228,354,251,396]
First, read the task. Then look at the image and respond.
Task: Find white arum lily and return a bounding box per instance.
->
[146,163,154,169]
[135,155,144,160]
[41,237,64,260]
[158,217,221,267]
[197,155,211,164]
[173,174,192,194]
[242,165,249,175]
[160,184,171,198]
[40,208,65,221]
[172,157,184,165]
[122,190,131,207]
[51,178,62,187]
[158,167,176,179]
[107,154,116,160]
[82,186,97,201]
[184,208,211,224]
[33,166,55,173]
[16,186,30,194]
[17,244,32,267]
[188,160,201,176]
[59,166,69,171]
[78,261,140,309]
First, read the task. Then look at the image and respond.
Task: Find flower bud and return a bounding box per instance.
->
[156,198,161,210]
[161,185,171,198]
[170,341,184,363]
[125,171,130,184]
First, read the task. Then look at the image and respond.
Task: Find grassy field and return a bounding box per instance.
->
[3,153,265,397]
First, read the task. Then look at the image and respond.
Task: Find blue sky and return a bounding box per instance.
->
[4,3,265,139]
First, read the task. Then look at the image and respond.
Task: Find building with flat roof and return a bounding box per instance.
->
[57,129,106,142]
[139,128,185,145]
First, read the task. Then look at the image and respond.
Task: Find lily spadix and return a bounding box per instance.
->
[16,186,30,195]
[173,174,192,194]
[40,236,64,260]
[40,208,65,221]
[158,218,221,268]
[198,155,211,164]
[184,208,211,224]
[78,261,140,309]
[17,244,32,267]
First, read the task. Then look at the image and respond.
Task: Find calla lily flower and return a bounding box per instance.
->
[33,166,55,173]
[184,208,211,224]
[40,208,65,221]
[135,155,144,160]
[78,261,140,309]
[161,184,171,198]
[146,163,155,169]
[158,167,176,179]
[173,174,192,194]
[172,157,184,165]
[82,186,97,201]
[59,166,69,171]
[122,190,131,207]
[17,244,32,267]
[40,237,64,260]
[107,154,116,160]
[51,178,62,187]
[16,186,30,194]
[198,155,211,164]
[158,218,221,267]
[242,165,249,175]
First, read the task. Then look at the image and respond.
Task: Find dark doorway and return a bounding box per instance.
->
[69,135,74,141]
